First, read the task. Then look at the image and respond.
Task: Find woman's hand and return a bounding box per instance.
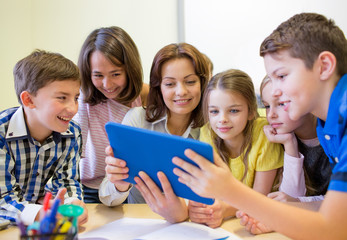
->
[134,171,188,223]
[188,199,235,228]
[105,146,131,192]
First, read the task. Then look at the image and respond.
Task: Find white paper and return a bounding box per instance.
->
[79,217,241,240]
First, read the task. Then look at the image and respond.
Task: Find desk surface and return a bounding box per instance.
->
[1,202,321,239]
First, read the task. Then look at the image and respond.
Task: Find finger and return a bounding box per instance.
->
[251,224,262,235]
[239,215,249,226]
[105,145,113,156]
[211,150,228,169]
[184,149,215,171]
[236,210,246,218]
[188,200,206,208]
[134,175,157,205]
[189,205,212,215]
[138,171,165,201]
[105,156,127,168]
[157,172,176,199]
[267,192,277,199]
[55,188,67,203]
[105,162,129,175]
[172,164,195,186]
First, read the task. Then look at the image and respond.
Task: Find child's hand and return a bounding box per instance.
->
[267,191,299,202]
[188,199,231,228]
[263,125,295,144]
[35,189,66,221]
[105,146,131,192]
[173,149,233,201]
[134,171,188,223]
[263,125,299,158]
[236,210,273,235]
[71,199,88,225]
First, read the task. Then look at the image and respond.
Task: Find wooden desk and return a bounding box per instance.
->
[0,202,321,239]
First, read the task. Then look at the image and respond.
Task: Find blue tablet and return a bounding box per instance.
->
[105,122,214,205]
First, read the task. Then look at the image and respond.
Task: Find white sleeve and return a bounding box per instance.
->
[121,107,146,127]
[98,178,132,206]
[20,204,42,225]
[279,152,306,197]
[298,195,325,202]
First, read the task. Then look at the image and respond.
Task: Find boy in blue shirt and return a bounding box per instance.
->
[0,50,88,225]
[172,13,347,239]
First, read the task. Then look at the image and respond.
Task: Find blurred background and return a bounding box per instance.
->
[1,0,346,110]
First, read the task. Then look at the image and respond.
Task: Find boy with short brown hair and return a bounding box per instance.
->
[0,50,88,225]
[172,12,347,239]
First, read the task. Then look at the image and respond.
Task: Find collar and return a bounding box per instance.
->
[152,113,200,139]
[5,106,74,144]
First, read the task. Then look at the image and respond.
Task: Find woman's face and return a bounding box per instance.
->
[90,50,127,100]
[160,58,201,119]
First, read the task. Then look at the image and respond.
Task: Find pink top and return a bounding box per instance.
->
[279,152,306,197]
[73,93,142,189]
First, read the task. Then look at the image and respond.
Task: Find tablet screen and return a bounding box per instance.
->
[105,122,214,205]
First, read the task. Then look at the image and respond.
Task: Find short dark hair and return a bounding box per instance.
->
[78,26,143,106]
[260,12,347,77]
[13,49,80,105]
[146,43,209,128]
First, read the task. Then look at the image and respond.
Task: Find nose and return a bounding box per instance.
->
[272,88,282,98]
[271,81,282,97]
[176,83,188,96]
[102,77,113,90]
[268,106,277,119]
[218,112,228,123]
[67,98,79,115]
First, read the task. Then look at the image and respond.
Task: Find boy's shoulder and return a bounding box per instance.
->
[0,107,21,134]
[0,107,20,123]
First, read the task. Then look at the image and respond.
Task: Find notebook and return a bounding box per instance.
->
[105,122,214,205]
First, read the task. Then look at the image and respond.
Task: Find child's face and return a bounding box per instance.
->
[264,50,320,121]
[90,50,127,100]
[262,82,304,134]
[28,79,80,141]
[160,58,201,119]
[208,89,250,144]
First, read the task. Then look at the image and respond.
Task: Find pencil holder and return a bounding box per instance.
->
[19,231,77,240]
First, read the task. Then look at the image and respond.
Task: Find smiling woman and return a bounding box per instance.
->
[99,42,210,223]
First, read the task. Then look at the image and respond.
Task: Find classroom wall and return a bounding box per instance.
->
[1,0,346,111]
[0,0,178,110]
[183,0,347,93]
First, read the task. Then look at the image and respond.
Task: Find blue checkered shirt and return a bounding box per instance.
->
[0,107,83,222]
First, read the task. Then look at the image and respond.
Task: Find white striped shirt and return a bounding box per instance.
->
[73,93,142,189]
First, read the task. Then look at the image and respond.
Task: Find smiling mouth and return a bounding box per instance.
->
[173,99,191,103]
[57,116,71,122]
[104,88,118,94]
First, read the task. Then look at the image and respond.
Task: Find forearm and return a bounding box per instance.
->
[223,178,346,240]
[279,152,306,197]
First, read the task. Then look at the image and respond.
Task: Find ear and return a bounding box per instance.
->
[20,91,36,108]
[317,51,336,81]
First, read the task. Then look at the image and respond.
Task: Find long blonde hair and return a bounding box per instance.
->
[203,69,258,180]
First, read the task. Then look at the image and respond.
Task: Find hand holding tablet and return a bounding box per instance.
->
[105,122,215,205]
